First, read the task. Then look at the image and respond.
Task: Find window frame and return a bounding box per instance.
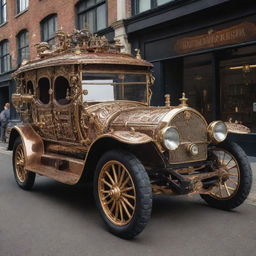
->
[37,77,51,105]
[133,0,176,15]
[17,29,29,65]
[40,14,57,46]
[0,40,11,74]
[76,0,107,33]
[54,75,72,106]
[0,0,7,24]
[16,0,29,14]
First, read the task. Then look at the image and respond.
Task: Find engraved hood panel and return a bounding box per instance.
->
[85,101,175,130]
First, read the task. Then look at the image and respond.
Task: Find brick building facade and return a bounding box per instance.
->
[0,0,129,117]
[0,0,256,154]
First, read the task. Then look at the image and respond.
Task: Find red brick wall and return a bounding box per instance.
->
[108,0,117,25]
[0,0,79,69]
[126,0,132,18]
[0,0,121,70]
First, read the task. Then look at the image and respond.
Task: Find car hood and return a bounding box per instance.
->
[84,101,176,133]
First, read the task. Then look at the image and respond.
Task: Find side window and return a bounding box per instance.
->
[38,77,50,104]
[26,80,34,94]
[54,76,71,105]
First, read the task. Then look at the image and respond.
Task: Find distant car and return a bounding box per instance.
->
[9,28,252,239]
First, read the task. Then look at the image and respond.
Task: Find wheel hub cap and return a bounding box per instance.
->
[109,186,121,200]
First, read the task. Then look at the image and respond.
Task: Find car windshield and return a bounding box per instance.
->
[82,72,148,103]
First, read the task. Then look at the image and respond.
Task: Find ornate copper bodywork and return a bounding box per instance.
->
[10,29,228,195]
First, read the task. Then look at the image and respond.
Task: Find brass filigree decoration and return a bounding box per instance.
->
[35,27,124,59]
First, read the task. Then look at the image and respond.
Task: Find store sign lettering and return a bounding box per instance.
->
[175,22,256,54]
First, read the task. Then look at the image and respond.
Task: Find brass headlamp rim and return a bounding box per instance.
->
[159,126,180,151]
[207,121,228,143]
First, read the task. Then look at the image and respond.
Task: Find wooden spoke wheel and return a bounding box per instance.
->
[15,144,28,183]
[13,137,35,190]
[94,150,152,239]
[98,160,136,226]
[201,140,252,210]
[209,149,240,200]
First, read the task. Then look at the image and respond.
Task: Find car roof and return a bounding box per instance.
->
[13,52,152,76]
[13,29,152,76]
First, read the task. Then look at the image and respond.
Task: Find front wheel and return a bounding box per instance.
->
[94,150,152,239]
[13,137,35,190]
[201,140,252,210]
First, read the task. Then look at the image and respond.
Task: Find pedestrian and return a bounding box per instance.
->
[0,103,10,143]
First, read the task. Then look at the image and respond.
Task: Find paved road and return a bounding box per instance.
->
[0,143,256,256]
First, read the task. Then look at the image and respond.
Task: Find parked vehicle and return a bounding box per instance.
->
[9,29,252,239]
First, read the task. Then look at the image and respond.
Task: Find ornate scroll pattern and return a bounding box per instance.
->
[53,108,77,141]
[112,108,172,126]
[34,108,56,140]
[35,28,124,59]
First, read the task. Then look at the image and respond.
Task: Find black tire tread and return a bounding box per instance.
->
[94,150,152,239]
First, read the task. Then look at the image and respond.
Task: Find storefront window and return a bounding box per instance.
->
[220,54,256,133]
[183,54,213,122]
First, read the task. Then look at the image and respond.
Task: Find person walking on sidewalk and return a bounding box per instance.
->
[0,103,10,143]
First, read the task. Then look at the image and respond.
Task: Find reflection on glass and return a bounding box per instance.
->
[220,60,256,132]
[97,4,106,31]
[183,54,213,122]
[157,0,174,6]
[82,73,147,103]
[139,0,151,13]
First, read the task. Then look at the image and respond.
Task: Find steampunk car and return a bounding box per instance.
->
[9,29,252,239]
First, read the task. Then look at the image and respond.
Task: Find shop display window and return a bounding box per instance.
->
[220,54,256,133]
[183,54,213,122]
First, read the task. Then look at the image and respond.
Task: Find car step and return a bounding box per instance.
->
[26,153,85,185]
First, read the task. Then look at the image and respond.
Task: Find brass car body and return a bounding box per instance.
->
[9,29,223,194]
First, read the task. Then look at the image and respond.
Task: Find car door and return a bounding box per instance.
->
[34,73,56,140]
[52,75,78,142]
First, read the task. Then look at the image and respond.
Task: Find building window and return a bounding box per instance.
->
[0,0,7,24]
[17,30,29,65]
[17,0,29,14]
[76,0,106,33]
[134,0,175,14]
[41,14,57,46]
[0,40,11,73]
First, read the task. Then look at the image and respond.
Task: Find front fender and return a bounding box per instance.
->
[8,125,44,166]
[104,131,153,144]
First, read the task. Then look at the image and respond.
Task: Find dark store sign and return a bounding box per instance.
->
[175,22,256,54]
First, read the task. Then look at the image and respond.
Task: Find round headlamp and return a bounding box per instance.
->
[161,127,180,150]
[208,121,227,143]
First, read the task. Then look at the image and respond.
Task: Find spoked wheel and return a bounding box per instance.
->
[201,140,252,210]
[13,137,35,190]
[94,150,152,239]
[98,160,136,226]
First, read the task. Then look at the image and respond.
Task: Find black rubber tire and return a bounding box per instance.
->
[200,139,252,210]
[94,150,152,239]
[13,137,35,190]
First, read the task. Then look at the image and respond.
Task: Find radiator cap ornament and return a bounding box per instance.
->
[179,92,188,107]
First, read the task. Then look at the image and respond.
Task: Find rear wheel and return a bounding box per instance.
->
[201,140,252,210]
[94,150,152,239]
[13,137,35,190]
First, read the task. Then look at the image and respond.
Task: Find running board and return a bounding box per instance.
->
[26,153,85,185]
